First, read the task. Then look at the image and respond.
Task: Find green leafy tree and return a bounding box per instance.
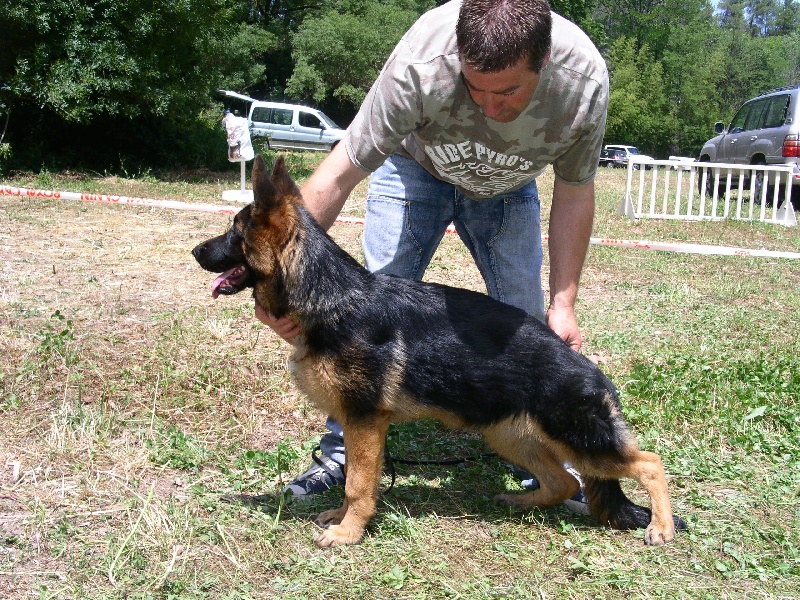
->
[286,1,434,109]
[1,0,270,122]
[604,37,669,154]
[745,0,780,35]
[774,0,800,33]
[551,0,607,49]
[710,26,785,114]
[594,0,716,58]
[718,0,749,30]
[239,0,336,99]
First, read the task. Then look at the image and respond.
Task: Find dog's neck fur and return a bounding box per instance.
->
[262,204,372,336]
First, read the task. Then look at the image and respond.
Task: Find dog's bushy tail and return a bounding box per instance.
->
[584,477,688,531]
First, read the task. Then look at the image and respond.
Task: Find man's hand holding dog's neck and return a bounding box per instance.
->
[255,304,301,345]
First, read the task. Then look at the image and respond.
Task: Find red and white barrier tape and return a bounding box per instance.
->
[4,186,799,259]
[587,237,800,259]
[337,216,800,258]
[1,185,240,215]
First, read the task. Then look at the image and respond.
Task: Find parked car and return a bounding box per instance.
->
[698,84,800,203]
[668,156,697,171]
[219,90,346,152]
[598,148,627,168]
[604,144,655,169]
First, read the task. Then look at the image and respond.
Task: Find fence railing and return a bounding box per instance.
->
[617,157,797,227]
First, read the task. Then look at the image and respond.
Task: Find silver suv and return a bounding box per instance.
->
[699,85,800,200]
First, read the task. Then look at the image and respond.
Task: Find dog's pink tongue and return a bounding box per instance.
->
[211,266,244,299]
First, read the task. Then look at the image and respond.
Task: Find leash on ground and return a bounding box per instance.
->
[310,445,499,493]
[383,449,499,492]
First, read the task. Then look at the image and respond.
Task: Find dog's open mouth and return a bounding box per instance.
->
[211,265,249,299]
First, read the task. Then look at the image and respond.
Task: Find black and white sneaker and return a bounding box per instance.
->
[283,447,345,499]
[562,466,591,516]
[510,464,591,516]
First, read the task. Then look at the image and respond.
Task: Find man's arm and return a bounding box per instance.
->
[300,142,370,229]
[546,178,595,351]
[255,143,369,342]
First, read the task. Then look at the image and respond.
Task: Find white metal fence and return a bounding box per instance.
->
[617,157,797,227]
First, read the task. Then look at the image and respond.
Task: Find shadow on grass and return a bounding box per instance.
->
[215,456,600,538]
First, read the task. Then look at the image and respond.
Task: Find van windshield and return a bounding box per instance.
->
[317,112,342,129]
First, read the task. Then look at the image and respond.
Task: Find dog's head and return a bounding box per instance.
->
[191,154,301,299]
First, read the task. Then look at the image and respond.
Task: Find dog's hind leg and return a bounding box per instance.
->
[577,447,677,545]
[483,420,580,509]
[313,413,391,548]
[621,449,676,545]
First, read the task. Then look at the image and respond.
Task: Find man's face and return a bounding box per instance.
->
[461,56,543,123]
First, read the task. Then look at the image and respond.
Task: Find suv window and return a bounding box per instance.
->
[729,104,750,133]
[763,94,790,128]
[729,95,790,133]
[299,111,323,129]
[743,99,768,131]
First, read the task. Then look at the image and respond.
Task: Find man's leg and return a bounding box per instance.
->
[452,184,589,514]
[362,154,458,277]
[451,181,545,319]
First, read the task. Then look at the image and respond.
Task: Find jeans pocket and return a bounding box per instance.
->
[364,195,420,275]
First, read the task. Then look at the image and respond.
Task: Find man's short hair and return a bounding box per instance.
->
[456,0,552,73]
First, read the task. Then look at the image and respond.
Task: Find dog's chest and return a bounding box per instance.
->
[288,347,345,417]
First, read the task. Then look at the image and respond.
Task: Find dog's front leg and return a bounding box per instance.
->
[313,414,390,548]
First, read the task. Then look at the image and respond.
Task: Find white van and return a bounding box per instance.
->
[220,90,346,152]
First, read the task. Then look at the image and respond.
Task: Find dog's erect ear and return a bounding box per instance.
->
[251,155,301,223]
[251,155,278,218]
[270,155,302,199]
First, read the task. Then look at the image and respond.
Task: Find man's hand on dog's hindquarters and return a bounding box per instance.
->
[255,303,301,345]
[546,303,582,352]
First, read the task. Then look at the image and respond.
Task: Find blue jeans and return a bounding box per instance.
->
[320,154,544,464]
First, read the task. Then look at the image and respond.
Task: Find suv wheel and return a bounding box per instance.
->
[751,160,777,206]
[752,160,765,204]
[697,161,719,197]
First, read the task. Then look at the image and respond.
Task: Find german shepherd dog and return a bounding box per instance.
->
[192,155,686,548]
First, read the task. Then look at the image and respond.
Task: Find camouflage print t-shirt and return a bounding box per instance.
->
[345,0,609,200]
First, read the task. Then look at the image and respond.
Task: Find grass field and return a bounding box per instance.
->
[1,154,799,599]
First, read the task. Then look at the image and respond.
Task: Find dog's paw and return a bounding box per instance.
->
[644,522,676,546]
[314,508,346,528]
[313,524,363,548]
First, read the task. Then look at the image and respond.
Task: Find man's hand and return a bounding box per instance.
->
[255,304,301,345]
[546,303,582,352]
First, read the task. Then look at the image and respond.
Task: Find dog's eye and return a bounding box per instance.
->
[226,228,243,245]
